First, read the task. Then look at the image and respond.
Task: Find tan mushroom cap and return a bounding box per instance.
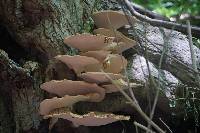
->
[80,50,111,62]
[78,72,123,84]
[64,33,115,52]
[40,79,106,102]
[101,79,128,93]
[103,54,127,73]
[94,28,136,53]
[102,79,142,93]
[102,42,133,54]
[94,28,135,44]
[39,95,89,115]
[44,108,130,127]
[92,10,136,29]
[55,55,102,74]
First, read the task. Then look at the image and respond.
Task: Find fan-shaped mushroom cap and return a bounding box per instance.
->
[102,79,141,93]
[94,28,136,53]
[80,50,111,62]
[39,95,89,115]
[40,79,106,102]
[78,72,123,84]
[94,28,135,43]
[55,55,102,74]
[101,79,128,93]
[92,10,136,29]
[102,42,133,54]
[64,33,115,52]
[103,54,127,73]
[44,108,130,127]
[102,84,120,93]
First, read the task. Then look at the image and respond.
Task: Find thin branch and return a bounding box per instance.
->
[123,0,200,38]
[131,2,169,21]
[159,118,173,133]
[186,20,200,87]
[134,121,156,133]
[147,28,171,133]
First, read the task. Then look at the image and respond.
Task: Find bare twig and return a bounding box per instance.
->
[135,124,139,133]
[146,28,170,133]
[123,0,200,38]
[186,20,200,87]
[159,118,173,133]
[131,2,169,21]
[134,121,156,133]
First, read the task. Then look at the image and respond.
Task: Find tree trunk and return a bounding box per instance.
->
[0,0,105,62]
[0,0,109,132]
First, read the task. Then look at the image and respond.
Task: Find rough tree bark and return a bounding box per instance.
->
[0,0,108,132]
[0,0,199,133]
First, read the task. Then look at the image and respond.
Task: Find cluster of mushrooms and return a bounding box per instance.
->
[39,10,138,128]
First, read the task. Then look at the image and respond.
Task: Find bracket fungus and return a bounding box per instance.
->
[40,79,105,102]
[40,95,89,115]
[55,55,102,74]
[103,54,127,73]
[92,10,136,29]
[101,79,140,93]
[45,108,130,127]
[78,72,123,84]
[39,9,141,130]
[80,50,111,62]
[64,33,115,52]
[80,51,127,74]
[94,28,136,53]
